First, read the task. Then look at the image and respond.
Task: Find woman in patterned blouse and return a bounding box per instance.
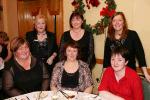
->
[50,42,93,93]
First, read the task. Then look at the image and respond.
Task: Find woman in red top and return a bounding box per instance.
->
[98,46,143,100]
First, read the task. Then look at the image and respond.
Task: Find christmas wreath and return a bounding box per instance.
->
[71,0,117,35]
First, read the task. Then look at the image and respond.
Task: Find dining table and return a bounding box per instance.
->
[5,90,102,100]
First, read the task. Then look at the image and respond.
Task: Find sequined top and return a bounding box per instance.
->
[50,60,93,92]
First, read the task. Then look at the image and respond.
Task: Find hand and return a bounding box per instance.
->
[46,53,57,65]
[47,57,53,65]
[0,57,4,70]
[144,73,150,83]
[0,45,2,53]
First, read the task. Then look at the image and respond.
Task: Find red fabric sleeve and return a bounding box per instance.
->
[98,68,111,91]
[132,76,144,100]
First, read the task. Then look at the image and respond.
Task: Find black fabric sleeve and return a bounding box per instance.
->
[59,32,66,61]
[103,38,111,68]
[41,63,50,90]
[132,31,147,67]
[87,32,96,70]
[2,68,23,97]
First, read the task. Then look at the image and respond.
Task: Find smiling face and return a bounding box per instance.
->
[66,46,78,62]
[111,54,128,72]
[15,43,30,60]
[35,18,46,33]
[71,16,83,29]
[112,15,124,32]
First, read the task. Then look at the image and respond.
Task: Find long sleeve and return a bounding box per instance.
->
[47,32,58,56]
[41,63,50,90]
[59,32,66,60]
[2,68,23,97]
[50,62,61,89]
[103,38,111,68]
[25,31,36,45]
[82,63,93,89]
[131,31,147,67]
[87,32,96,69]
[131,75,144,100]
[98,68,110,91]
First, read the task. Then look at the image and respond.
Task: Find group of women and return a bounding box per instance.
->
[0,11,150,100]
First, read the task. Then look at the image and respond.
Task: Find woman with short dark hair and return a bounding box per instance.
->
[51,42,93,93]
[59,12,96,70]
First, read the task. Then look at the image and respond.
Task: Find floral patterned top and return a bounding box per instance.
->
[50,60,93,92]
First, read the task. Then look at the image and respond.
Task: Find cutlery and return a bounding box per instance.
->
[59,90,75,99]
[26,96,30,100]
[38,91,42,100]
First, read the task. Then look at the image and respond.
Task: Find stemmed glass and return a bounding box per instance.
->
[51,90,59,100]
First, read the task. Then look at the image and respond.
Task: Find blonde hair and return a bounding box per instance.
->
[34,14,47,24]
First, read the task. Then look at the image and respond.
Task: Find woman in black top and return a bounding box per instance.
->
[59,12,96,70]
[2,37,49,97]
[26,15,58,76]
[0,32,12,96]
[0,31,12,62]
[51,42,93,93]
[103,12,150,82]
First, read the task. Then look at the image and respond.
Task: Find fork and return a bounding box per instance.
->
[59,90,69,99]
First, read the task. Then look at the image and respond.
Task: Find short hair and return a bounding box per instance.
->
[111,46,129,61]
[60,41,81,61]
[34,14,47,23]
[0,31,9,42]
[10,37,29,53]
[33,14,47,31]
[69,12,84,28]
[108,12,128,40]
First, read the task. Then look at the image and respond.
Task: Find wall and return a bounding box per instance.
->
[2,0,18,39]
[63,0,150,68]
[2,0,150,67]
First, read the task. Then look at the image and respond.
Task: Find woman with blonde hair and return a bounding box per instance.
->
[26,15,58,79]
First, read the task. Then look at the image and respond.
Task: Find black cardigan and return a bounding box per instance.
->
[103,30,147,70]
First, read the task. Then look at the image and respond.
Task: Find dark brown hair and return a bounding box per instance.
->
[10,37,29,53]
[69,12,84,28]
[60,41,80,61]
[108,12,128,40]
[111,45,129,61]
[0,31,9,42]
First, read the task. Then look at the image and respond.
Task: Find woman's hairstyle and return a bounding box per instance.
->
[108,12,128,40]
[111,46,129,61]
[33,14,48,31]
[60,41,80,61]
[69,12,84,28]
[10,37,29,53]
[0,31,9,42]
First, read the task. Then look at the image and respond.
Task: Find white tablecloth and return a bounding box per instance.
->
[5,90,102,100]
